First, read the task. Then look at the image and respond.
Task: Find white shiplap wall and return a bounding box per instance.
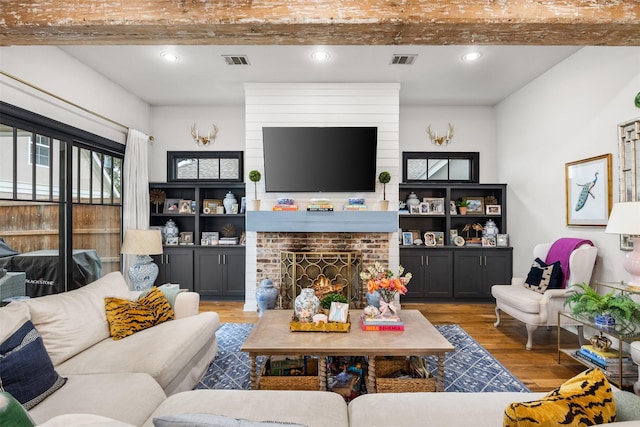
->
[243,83,400,311]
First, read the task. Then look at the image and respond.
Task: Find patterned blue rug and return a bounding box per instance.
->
[195,323,529,393]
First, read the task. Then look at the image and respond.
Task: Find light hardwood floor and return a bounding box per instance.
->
[199,301,586,393]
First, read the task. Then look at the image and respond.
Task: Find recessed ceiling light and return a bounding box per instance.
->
[462,52,482,62]
[160,52,179,62]
[311,50,330,61]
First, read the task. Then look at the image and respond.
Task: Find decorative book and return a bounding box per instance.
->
[360,313,404,331]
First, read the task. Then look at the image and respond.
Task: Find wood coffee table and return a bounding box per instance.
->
[241,309,454,392]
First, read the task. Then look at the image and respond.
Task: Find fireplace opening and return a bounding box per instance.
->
[279,251,363,309]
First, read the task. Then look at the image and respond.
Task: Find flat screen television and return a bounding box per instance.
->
[262,127,378,193]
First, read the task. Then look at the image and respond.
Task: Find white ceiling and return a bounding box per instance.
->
[60,45,582,107]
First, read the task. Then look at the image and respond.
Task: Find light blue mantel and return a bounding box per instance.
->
[246,211,398,233]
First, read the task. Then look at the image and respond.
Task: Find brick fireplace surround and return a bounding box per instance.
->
[256,232,390,307]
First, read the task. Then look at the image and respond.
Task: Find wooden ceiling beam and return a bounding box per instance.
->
[1,0,639,46]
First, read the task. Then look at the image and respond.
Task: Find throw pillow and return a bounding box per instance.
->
[613,390,640,421]
[105,287,174,340]
[503,368,615,427]
[523,257,563,294]
[0,321,67,410]
[153,413,308,427]
[0,392,35,427]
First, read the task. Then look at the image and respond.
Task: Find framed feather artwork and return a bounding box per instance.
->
[565,153,612,226]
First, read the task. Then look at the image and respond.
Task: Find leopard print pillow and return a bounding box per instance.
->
[504,368,615,426]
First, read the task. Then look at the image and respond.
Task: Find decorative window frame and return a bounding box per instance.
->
[402,151,479,183]
[167,151,243,182]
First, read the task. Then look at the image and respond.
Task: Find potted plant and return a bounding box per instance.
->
[455,199,470,215]
[248,170,261,211]
[564,283,640,328]
[378,171,391,210]
[320,292,348,315]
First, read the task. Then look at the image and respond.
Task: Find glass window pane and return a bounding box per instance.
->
[79,148,91,203]
[102,154,113,203]
[17,129,33,201]
[427,159,449,180]
[72,146,80,202]
[35,135,51,201]
[176,158,197,179]
[407,159,427,180]
[0,124,14,200]
[449,159,471,180]
[72,204,119,276]
[113,157,122,204]
[199,158,219,179]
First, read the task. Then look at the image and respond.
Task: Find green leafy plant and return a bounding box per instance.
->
[248,170,261,200]
[378,171,391,201]
[564,283,640,326]
[455,199,470,207]
[320,292,348,309]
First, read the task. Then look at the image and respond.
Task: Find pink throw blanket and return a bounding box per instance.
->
[545,238,594,288]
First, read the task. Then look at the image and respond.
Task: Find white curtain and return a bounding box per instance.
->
[122,129,151,288]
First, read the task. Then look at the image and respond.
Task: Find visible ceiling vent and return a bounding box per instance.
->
[222,55,250,65]
[391,54,417,65]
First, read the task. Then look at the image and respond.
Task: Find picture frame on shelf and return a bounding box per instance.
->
[450,229,458,245]
[179,232,193,244]
[496,234,509,247]
[409,205,421,214]
[422,197,445,215]
[419,202,430,214]
[179,199,192,214]
[482,236,497,247]
[424,232,437,247]
[486,205,501,215]
[433,231,444,246]
[166,236,179,246]
[462,197,484,214]
[202,199,221,214]
[408,230,421,243]
[164,198,180,213]
[565,153,612,227]
[402,232,414,246]
[201,231,219,246]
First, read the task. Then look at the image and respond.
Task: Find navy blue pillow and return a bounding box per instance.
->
[524,258,564,293]
[0,321,66,409]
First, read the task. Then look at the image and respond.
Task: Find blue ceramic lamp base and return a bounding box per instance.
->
[129,255,159,291]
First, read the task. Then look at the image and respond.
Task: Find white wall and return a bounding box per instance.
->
[149,105,246,182]
[400,105,498,182]
[0,46,151,144]
[496,46,640,282]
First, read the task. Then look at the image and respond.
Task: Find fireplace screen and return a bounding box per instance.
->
[279,251,363,309]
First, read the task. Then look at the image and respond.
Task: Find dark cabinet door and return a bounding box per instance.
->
[400,249,427,299]
[400,248,453,300]
[453,250,484,298]
[194,247,245,299]
[454,249,513,298]
[483,249,513,297]
[423,250,453,298]
[153,247,194,291]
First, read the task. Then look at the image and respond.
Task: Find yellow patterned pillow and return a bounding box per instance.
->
[504,368,615,426]
[104,287,175,340]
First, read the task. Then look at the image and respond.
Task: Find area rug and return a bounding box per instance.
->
[195,323,529,393]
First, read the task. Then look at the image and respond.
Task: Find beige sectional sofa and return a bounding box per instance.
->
[0,271,220,426]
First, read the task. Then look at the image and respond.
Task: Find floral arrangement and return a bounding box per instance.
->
[360,262,412,315]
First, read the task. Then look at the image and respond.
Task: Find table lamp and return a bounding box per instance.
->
[121,229,163,291]
[605,201,640,287]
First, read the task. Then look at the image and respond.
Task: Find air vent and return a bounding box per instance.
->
[391,54,417,65]
[222,55,250,65]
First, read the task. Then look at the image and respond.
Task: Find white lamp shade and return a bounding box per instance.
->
[121,229,163,255]
[604,202,640,235]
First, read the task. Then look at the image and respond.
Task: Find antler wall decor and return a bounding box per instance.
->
[427,123,454,146]
[191,123,219,146]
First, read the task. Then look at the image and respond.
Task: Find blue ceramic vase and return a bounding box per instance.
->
[256,278,278,317]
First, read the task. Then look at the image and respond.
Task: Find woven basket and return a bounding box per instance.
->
[259,358,322,391]
[375,357,436,393]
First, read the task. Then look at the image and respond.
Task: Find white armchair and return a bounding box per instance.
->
[491,242,598,350]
